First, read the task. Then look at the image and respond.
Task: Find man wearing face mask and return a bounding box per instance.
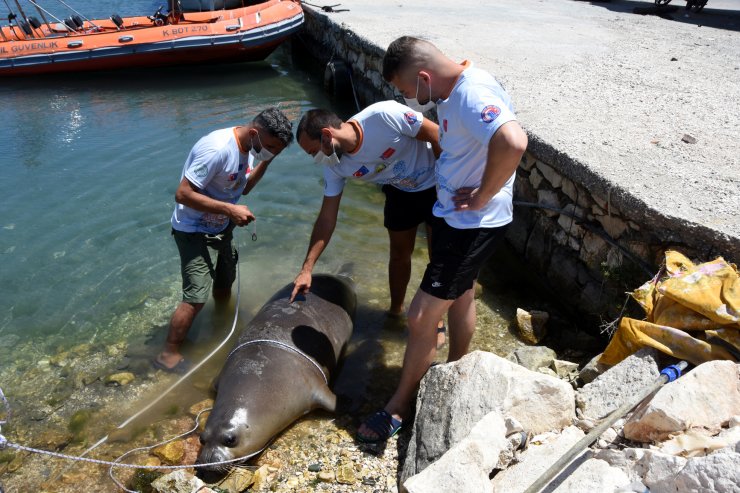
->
[356,37,528,442]
[154,107,293,373]
[290,102,444,341]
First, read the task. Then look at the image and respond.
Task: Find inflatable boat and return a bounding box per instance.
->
[0,0,303,76]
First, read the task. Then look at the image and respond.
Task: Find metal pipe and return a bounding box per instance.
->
[2,0,22,40]
[522,361,688,493]
[11,0,33,37]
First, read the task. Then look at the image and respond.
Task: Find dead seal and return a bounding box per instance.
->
[196,273,355,470]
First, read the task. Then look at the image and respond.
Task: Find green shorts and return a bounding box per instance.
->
[172,225,238,304]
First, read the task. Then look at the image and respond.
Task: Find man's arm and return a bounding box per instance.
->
[414,118,442,158]
[242,157,274,196]
[175,177,255,226]
[452,121,528,211]
[290,194,342,301]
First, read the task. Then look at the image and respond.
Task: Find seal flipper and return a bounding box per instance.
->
[312,384,337,412]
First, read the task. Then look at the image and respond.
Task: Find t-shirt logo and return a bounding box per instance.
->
[404,111,418,125]
[192,164,208,178]
[380,147,396,160]
[443,119,448,132]
[353,165,370,177]
[481,105,501,123]
[228,173,238,181]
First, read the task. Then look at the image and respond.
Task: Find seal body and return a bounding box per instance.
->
[197,274,355,468]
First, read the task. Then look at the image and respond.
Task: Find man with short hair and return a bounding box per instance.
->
[289,101,443,339]
[357,37,528,442]
[154,107,293,373]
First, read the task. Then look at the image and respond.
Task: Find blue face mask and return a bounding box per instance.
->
[249,133,274,162]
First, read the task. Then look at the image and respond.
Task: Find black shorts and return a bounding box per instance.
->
[382,185,437,232]
[420,220,509,300]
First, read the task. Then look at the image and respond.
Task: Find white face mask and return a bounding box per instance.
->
[404,75,435,113]
[313,136,340,166]
[249,133,274,162]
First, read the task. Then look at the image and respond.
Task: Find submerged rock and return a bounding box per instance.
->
[104,372,135,386]
[152,440,185,465]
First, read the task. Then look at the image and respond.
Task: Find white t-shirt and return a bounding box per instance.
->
[171,127,254,234]
[323,100,436,197]
[435,62,517,229]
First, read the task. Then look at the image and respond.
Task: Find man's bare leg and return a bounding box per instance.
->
[156,301,204,368]
[358,290,453,440]
[446,286,476,362]
[387,227,416,316]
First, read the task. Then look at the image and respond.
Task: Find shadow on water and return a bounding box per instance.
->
[580,0,740,31]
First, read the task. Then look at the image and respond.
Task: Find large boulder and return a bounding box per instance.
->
[402,351,574,483]
[402,411,509,493]
[624,360,740,442]
[576,348,659,420]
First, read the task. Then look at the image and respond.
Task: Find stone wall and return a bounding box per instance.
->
[295,8,739,325]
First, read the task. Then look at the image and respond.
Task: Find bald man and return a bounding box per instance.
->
[357,36,528,442]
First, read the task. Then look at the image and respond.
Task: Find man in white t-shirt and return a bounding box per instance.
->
[154,108,293,373]
[357,37,528,442]
[289,102,444,336]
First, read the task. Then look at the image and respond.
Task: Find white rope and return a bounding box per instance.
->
[226,339,328,385]
[81,251,244,458]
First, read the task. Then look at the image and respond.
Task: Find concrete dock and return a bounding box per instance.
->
[300,0,739,251]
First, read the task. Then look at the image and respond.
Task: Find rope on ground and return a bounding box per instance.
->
[0,394,265,492]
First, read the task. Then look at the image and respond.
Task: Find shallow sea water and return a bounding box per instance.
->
[0,4,594,490]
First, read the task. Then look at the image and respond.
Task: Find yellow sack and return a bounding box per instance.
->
[658,257,739,326]
[600,317,735,366]
[600,250,739,366]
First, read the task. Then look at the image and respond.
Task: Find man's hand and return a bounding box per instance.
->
[228,204,255,226]
[452,187,489,211]
[290,270,312,302]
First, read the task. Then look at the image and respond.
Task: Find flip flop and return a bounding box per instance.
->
[152,357,191,374]
[357,409,402,443]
